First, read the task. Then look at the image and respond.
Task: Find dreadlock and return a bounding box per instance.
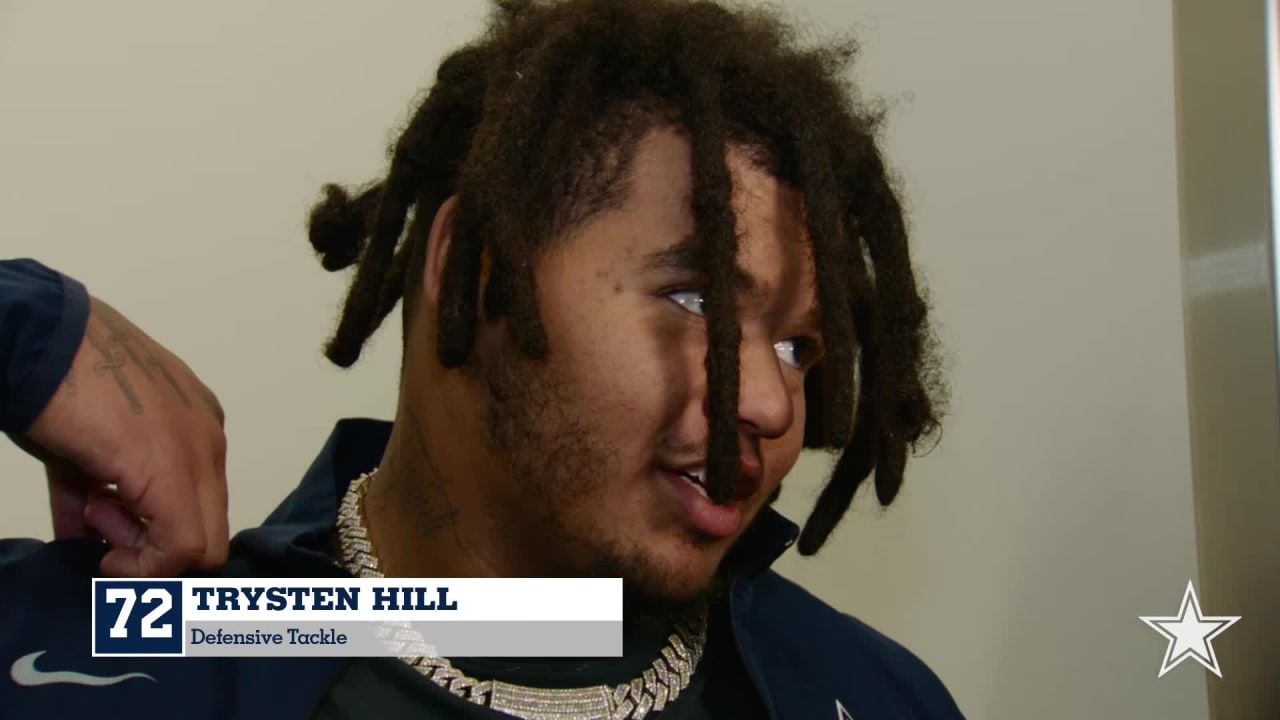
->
[307,0,945,556]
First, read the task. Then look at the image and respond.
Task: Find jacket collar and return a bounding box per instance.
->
[249,418,799,577]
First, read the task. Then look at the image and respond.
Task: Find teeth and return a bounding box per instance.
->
[678,471,710,499]
[685,476,710,499]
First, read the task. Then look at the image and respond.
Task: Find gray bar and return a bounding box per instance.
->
[184,621,622,658]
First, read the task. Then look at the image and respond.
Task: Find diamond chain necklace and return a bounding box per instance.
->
[335,469,708,719]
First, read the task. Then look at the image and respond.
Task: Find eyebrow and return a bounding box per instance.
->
[639,235,759,296]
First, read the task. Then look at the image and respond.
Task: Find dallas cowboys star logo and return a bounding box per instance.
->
[835,699,854,719]
[1140,580,1240,678]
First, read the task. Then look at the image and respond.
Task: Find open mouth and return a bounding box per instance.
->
[661,466,743,539]
[674,468,710,499]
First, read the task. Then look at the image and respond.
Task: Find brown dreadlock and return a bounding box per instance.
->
[306,0,945,556]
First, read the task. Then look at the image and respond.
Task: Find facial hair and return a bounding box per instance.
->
[481,336,715,617]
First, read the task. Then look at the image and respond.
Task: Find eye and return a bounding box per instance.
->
[774,337,823,371]
[665,289,705,317]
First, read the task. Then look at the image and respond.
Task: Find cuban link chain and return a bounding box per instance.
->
[335,469,708,720]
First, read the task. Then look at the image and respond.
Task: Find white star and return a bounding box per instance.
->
[835,699,854,720]
[1140,580,1240,678]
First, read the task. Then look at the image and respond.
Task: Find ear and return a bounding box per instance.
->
[422,194,461,309]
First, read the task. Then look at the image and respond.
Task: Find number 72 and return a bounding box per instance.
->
[104,588,173,639]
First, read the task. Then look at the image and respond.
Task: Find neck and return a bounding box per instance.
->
[363,400,536,579]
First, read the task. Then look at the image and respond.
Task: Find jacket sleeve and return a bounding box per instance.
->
[0,259,90,434]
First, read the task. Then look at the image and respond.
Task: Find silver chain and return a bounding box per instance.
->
[335,470,708,720]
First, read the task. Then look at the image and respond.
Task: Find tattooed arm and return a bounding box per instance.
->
[2,259,229,576]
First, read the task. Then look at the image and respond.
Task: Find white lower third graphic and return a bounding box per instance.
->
[10,651,156,687]
[1140,580,1241,678]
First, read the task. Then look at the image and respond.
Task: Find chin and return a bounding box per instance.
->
[615,541,726,615]
[622,578,716,618]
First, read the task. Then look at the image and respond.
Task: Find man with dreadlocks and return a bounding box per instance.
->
[0,0,959,717]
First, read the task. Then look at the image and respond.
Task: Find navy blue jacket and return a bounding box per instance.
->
[0,259,965,719]
[0,259,89,434]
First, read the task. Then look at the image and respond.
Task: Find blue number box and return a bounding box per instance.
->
[92,580,184,656]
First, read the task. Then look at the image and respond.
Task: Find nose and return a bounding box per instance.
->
[730,335,795,440]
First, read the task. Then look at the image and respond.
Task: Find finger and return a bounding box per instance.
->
[122,470,208,577]
[46,463,94,539]
[101,542,198,579]
[85,496,148,552]
[99,546,144,579]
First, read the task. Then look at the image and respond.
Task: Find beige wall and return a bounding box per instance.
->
[1,1,1213,718]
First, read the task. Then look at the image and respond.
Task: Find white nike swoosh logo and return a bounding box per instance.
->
[10,651,156,687]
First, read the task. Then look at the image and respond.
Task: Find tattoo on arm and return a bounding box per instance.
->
[83,322,143,415]
[149,361,192,407]
[86,300,194,411]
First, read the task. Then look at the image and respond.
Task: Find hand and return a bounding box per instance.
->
[17,297,228,577]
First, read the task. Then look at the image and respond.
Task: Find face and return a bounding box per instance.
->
[476,127,822,608]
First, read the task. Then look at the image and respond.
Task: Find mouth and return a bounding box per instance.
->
[675,468,712,497]
[660,463,762,540]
